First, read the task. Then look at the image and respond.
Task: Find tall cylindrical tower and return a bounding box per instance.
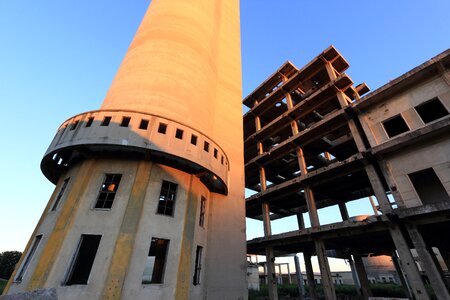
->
[4,1,246,299]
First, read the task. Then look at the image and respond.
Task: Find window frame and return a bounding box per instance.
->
[15,235,43,282]
[142,237,170,284]
[51,177,70,211]
[156,180,178,216]
[94,174,122,210]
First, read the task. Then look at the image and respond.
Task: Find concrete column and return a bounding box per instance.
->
[315,239,337,300]
[406,224,450,299]
[389,224,430,300]
[297,213,305,230]
[439,247,450,272]
[294,255,305,300]
[369,196,379,215]
[304,252,318,300]
[348,256,362,298]
[338,202,349,221]
[287,263,292,284]
[391,251,413,299]
[265,247,278,300]
[353,254,372,299]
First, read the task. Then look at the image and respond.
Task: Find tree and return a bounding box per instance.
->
[0,251,22,280]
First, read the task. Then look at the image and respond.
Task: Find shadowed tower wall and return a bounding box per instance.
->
[4,1,246,299]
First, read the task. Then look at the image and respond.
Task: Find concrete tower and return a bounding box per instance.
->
[4,1,246,299]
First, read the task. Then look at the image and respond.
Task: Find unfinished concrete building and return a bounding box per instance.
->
[244,46,450,300]
[4,1,246,299]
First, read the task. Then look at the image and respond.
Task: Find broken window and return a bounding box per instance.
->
[191,134,198,145]
[70,121,79,130]
[65,234,101,285]
[139,119,149,130]
[51,178,70,211]
[85,117,94,127]
[158,123,167,134]
[101,116,112,126]
[193,246,203,286]
[15,235,42,282]
[408,168,450,205]
[120,116,131,127]
[199,197,206,227]
[204,141,210,152]
[415,97,449,124]
[157,180,177,216]
[94,174,122,209]
[142,238,169,284]
[175,128,184,139]
[382,114,409,138]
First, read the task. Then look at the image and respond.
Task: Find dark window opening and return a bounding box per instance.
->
[139,119,149,130]
[193,246,203,286]
[221,156,224,165]
[191,134,198,145]
[157,181,177,216]
[409,168,450,205]
[70,121,79,131]
[85,117,94,127]
[158,123,167,134]
[95,174,122,209]
[120,116,131,127]
[415,97,448,124]
[199,197,206,227]
[51,178,70,211]
[142,238,169,284]
[203,141,210,152]
[175,129,184,139]
[213,148,218,159]
[101,116,112,126]
[65,234,101,285]
[15,235,42,282]
[382,114,409,138]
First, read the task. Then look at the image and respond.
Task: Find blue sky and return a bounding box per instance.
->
[0,0,449,270]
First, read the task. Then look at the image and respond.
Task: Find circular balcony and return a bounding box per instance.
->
[41,109,230,194]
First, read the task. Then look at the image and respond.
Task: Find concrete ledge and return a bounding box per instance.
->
[0,288,57,300]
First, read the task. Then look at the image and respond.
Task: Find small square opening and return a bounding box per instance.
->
[175,129,184,139]
[85,117,94,127]
[120,116,131,127]
[101,116,112,126]
[203,141,210,152]
[158,123,167,134]
[139,119,149,130]
[70,121,79,130]
[191,135,198,145]
[213,148,218,158]
[382,114,409,138]
[415,97,448,124]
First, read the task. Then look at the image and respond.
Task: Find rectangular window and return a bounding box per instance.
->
[175,128,184,139]
[142,238,169,284]
[70,121,79,131]
[95,174,122,209]
[199,197,206,227]
[51,178,70,211]
[15,235,42,282]
[65,234,101,285]
[191,134,198,145]
[101,116,112,126]
[203,141,210,152]
[139,119,149,130]
[158,123,167,134]
[382,114,409,138]
[120,116,131,127]
[157,181,177,216]
[213,148,218,159]
[221,155,224,165]
[193,246,203,286]
[408,168,450,205]
[85,117,94,127]
[415,97,449,124]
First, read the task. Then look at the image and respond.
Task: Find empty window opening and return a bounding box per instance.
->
[120,116,131,127]
[142,238,169,284]
[85,117,94,127]
[157,180,177,216]
[101,116,112,126]
[158,123,167,134]
[382,114,409,138]
[15,235,42,282]
[65,234,101,285]
[221,155,224,165]
[193,246,203,286]
[191,134,198,145]
[213,148,218,159]
[199,197,206,227]
[415,97,448,124]
[175,129,184,139]
[51,178,70,211]
[95,174,122,209]
[70,121,79,131]
[203,141,210,152]
[139,119,149,130]
[408,168,450,205]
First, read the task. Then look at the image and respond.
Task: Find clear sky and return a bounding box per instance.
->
[0,1,449,271]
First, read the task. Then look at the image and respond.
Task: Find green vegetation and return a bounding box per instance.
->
[0,279,7,295]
